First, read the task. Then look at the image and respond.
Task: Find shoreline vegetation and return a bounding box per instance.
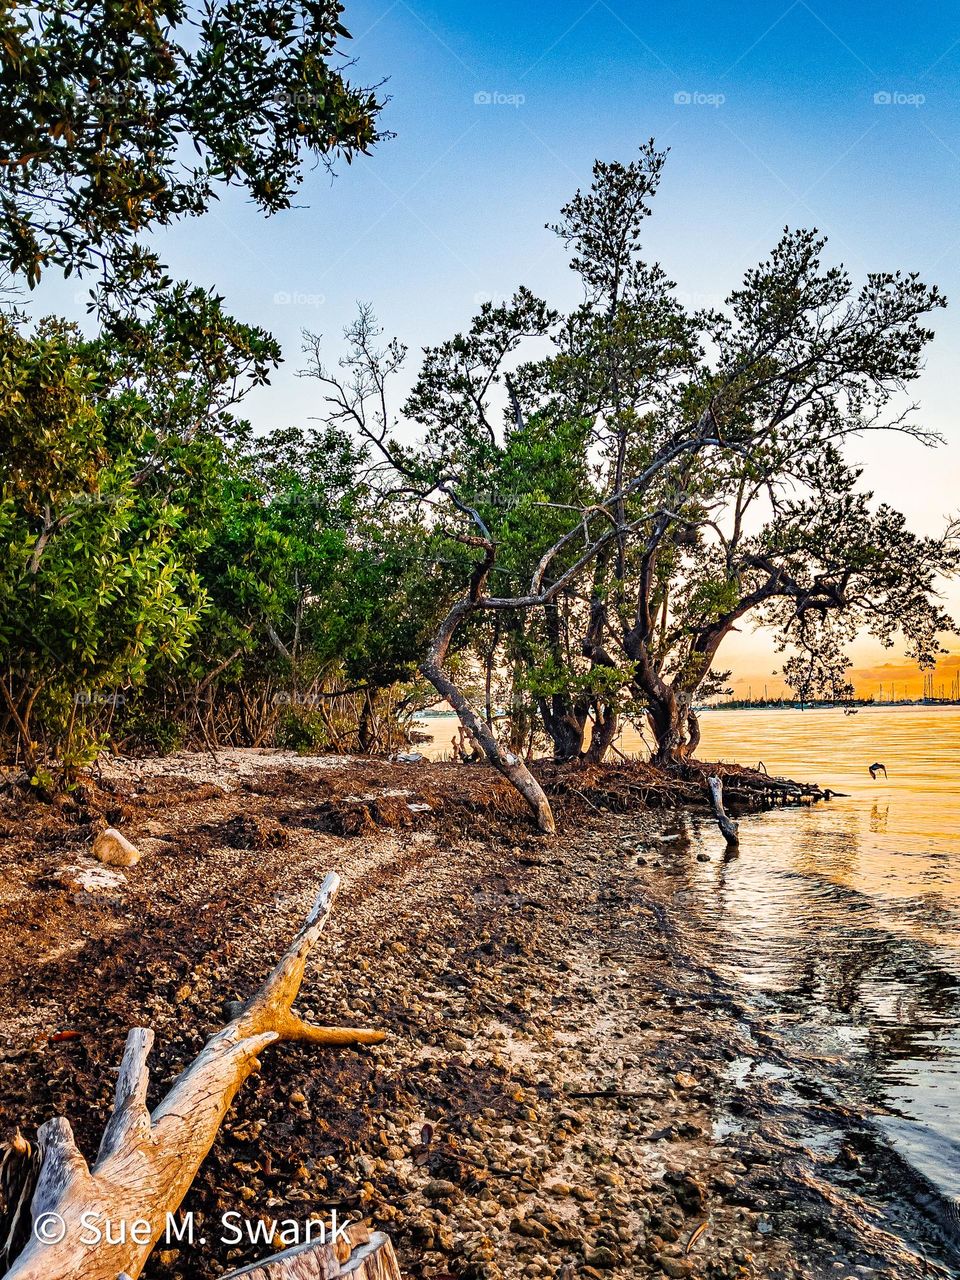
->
[1,749,957,1280]
[4,145,958,827]
[701,698,960,711]
[2,10,959,1274]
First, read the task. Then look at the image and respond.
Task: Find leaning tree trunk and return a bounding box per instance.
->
[421,590,556,835]
[1,873,385,1280]
[422,649,556,834]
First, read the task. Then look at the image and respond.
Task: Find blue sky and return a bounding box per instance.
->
[33,0,960,689]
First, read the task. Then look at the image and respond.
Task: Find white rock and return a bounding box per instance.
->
[59,864,128,893]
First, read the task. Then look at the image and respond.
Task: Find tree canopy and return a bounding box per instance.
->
[1,138,956,799]
[306,143,958,777]
[0,0,385,294]
[0,299,448,785]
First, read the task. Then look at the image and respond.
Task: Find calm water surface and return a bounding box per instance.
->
[628,706,960,1214]
[422,705,960,1213]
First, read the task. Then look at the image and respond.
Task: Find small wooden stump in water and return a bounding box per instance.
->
[708,776,740,847]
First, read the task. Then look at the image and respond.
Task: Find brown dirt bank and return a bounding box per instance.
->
[0,753,950,1280]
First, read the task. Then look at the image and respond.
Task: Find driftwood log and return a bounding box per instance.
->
[220,1223,401,1279]
[707,775,740,847]
[2,873,386,1280]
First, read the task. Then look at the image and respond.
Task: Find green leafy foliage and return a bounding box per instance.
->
[0,293,445,779]
[0,0,384,291]
[306,144,958,764]
[0,312,204,778]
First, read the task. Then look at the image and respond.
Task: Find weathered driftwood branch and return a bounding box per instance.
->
[3,873,385,1280]
[707,775,740,847]
[220,1224,401,1279]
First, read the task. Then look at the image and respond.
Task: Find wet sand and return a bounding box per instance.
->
[0,752,955,1279]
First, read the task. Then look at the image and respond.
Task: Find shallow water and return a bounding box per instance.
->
[421,705,960,1218]
[681,707,960,1218]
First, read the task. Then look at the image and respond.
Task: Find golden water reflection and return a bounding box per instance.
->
[665,707,960,1209]
[632,705,960,921]
[419,705,960,1205]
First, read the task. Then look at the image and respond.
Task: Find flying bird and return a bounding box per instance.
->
[868,762,887,779]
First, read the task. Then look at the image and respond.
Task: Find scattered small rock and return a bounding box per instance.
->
[658,1257,694,1278]
[92,826,140,867]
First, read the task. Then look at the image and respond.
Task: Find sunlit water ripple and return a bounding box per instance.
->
[419,705,960,1230]
[655,706,960,1218]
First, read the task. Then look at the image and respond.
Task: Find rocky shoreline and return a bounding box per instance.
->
[0,752,954,1279]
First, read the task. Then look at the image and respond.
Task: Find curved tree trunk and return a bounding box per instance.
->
[421,558,556,834]
[584,704,618,764]
[647,694,684,767]
[686,706,702,757]
[422,652,556,834]
[536,697,586,762]
[647,692,698,767]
